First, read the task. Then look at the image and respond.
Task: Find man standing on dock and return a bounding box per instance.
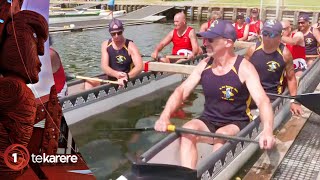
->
[151,12,199,63]
[245,19,303,116]
[107,0,115,18]
[154,20,275,169]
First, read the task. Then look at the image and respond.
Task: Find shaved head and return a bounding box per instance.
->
[174,12,186,21]
[281,20,291,28]
[173,12,187,30]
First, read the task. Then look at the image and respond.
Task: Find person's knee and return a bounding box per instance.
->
[212,128,227,144]
[181,121,201,142]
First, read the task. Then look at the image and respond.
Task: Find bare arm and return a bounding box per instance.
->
[155,58,210,131]
[244,45,256,60]
[50,49,61,73]
[283,47,303,115]
[199,22,208,32]
[281,32,304,46]
[127,41,143,79]
[238,24,249,41]
[100,41,123,79]
[189,29,199,57]
[313,27,320,44]
[152,30,174,57]
[239,59,274,149]
[283,47,298,97]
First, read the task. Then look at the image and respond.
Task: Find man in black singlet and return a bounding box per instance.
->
[85,18,143,89]
[155,20,275,169]
[245,19,303,116]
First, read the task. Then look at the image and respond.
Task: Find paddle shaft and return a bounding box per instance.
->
[166,55,188,59]
[171,126,259,144]
[266,93,295,99]
[74,75,120,85]
[107,126,259,144]
[266,92,320,115]
[108,127,154,131]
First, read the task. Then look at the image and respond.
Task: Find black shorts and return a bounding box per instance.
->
[197,116,249,133]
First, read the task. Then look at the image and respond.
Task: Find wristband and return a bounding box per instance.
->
[290,99,300,104]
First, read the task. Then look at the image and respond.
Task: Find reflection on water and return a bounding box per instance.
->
[69,84,204,179]
[50,22,201,77]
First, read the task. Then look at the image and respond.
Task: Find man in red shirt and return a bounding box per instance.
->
[151,12,199,63]
[199,10,222,33]
[233,13,249,41]
[199,11,222,53]
[248,8,263,41]
[49,36,68,98]
[281,20,306,77]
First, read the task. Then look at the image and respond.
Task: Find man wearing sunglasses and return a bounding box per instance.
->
[297,14,320,67]
[245,19,302,116]
[155,20,275,169]
[85,18,143,89]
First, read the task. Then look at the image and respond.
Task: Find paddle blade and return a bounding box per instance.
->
[125,163,197,180]
[296,93,320,115]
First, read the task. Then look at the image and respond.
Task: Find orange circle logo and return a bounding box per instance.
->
[4,144,30,170]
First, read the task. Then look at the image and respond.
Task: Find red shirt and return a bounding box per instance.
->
[235,23,246,39]
[51,48,67,93]
[172,27,193,55]
[286,33,306,60]
[249,19,261,36]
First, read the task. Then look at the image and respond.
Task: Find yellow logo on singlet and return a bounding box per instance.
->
[305,38,313,45]
[116,55,126,64]
[220,85,238,101]
[267,60,280,72]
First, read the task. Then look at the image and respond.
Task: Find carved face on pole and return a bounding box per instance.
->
[0,10,48,84]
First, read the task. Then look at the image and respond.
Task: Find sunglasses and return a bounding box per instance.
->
[110,31,123,36]
[261,30,279,38]
[298,22,306,25]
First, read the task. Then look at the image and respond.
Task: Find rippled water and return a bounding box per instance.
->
[50,21,202,77]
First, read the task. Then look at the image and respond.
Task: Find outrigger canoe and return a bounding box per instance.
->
[117,57,320,180]
[60,53,209,125]
[60,47,252,125]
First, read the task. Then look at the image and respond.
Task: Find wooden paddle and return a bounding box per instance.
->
[143,53,208,74]
[306,55,319,59]
[66,73,120,85]
[106,125,259,144]
[143,62,196,74]
[266,92,320,115]
[165,55,188,59]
